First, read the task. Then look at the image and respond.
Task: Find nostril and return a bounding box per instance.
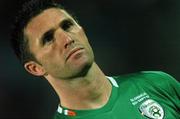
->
[72,40,75,44]
[64,39,75,49]
[64,43,68,48]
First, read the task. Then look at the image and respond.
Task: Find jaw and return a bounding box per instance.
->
[64,54,94,79]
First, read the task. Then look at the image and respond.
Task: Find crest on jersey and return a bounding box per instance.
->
[139,99,164,119]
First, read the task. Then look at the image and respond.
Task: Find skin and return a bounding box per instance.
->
[24,8,112,110]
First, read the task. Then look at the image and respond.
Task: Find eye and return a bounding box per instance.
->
[61,19,74,31]
[42,30,54,45]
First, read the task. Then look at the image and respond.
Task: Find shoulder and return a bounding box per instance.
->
[113,71,179,93]
[140,71,176,81]
[113,71,178,83]
[139,71,179,87]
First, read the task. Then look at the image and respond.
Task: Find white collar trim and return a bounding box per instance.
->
[106,76,119,88]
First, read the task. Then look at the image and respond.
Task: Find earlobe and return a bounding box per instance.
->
[24,61,46,76]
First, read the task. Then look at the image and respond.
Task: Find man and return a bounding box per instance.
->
[10,0,179,119]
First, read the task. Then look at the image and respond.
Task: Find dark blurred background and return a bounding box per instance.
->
[0,0,179,118]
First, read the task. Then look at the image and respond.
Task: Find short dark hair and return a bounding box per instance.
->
[10,0,64,65]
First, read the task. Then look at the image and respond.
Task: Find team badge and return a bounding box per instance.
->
[139,99,164,119]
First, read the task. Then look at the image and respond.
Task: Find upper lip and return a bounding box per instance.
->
[66,47,84,61]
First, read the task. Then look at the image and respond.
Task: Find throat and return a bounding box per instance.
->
[51,63,112,110]
[60,75,112,110]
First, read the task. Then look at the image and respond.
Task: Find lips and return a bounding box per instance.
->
[66,47,84,61]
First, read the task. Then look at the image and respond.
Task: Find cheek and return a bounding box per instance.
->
[36,47,60,67]
[36,42,60,59]
[38,53,64,74]
[76,29,90,45]
[75,30,94,55]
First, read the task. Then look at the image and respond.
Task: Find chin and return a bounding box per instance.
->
[69,58,93,78]
[65,50,94,78]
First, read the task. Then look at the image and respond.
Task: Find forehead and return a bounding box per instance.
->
[25,8,72,40]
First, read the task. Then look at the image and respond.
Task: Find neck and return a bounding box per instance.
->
[46,62,112,110]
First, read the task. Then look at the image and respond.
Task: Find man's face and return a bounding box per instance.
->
[24,8,94,79]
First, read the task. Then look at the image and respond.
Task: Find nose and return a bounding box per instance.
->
[64,36,74,49]
[55,28,75,49]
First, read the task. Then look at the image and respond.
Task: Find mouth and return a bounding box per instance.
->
[66,47,84,61]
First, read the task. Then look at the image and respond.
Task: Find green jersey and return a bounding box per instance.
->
[53,71,180,119]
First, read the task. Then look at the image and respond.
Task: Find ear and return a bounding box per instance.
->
[24,61,46,76]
